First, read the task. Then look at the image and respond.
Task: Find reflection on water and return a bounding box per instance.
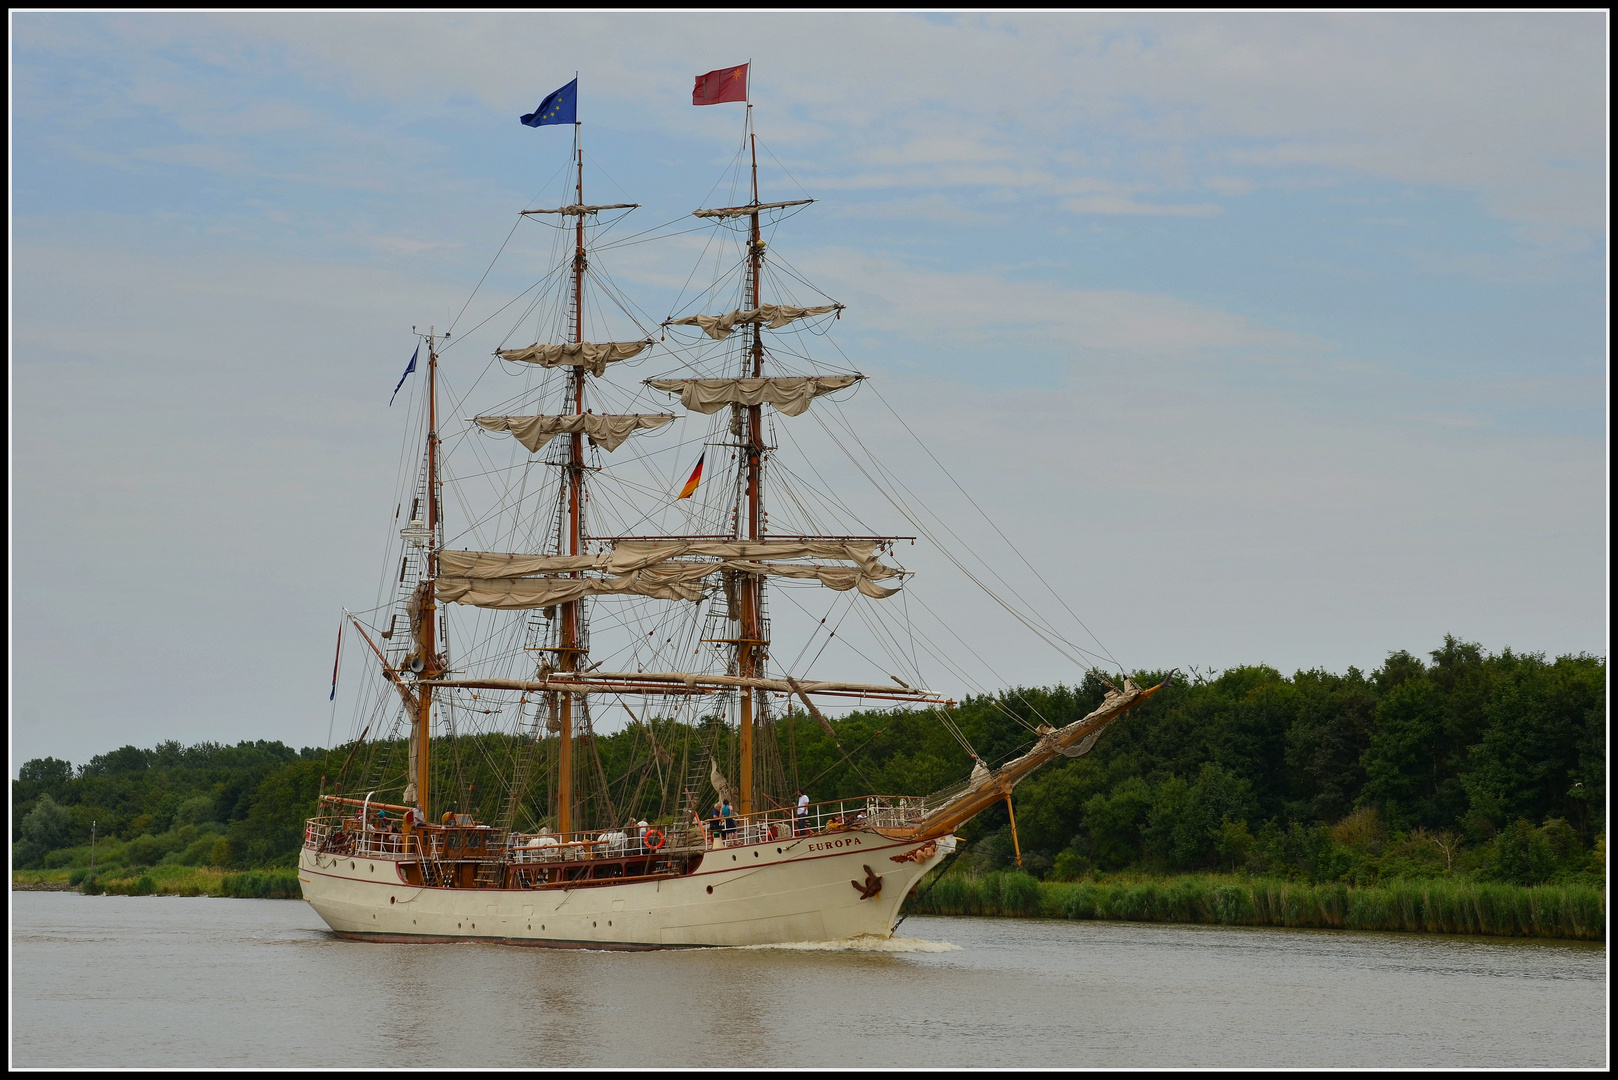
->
[10,892,1605,1068]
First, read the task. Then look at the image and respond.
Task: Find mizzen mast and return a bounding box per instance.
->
[403,328,444,824]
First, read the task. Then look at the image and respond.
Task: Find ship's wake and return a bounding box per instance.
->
[737,934,961,953]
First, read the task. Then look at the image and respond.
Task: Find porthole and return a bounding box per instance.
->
[592,921,597,928]
[369,864,375,872]
[390,897,396,905]
[542,924,545,930]
[413,920,417,925]
[350,861,356,870]
[608,920,612,926]
[753,851,760,858]
[776,847,783,854]
[706,885,714,894]
[458,923,462,928]
[527,924,532,930]
[472,923,476,929]
[732,854,737,861]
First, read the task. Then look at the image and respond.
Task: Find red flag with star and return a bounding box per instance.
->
[693,64,748,105]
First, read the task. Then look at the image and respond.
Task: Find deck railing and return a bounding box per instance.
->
[303,794,931,863]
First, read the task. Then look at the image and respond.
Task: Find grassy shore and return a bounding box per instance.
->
[908,871,1604,942]
[12,866,302,899]
[16,865,1602,941]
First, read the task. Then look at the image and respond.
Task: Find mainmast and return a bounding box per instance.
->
[416,330,443,823]
[558,136,586,835]
[738,111,765,819]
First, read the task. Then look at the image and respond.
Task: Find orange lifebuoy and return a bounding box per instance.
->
[643,828,666,851]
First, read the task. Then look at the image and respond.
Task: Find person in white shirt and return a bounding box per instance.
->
[795,789,810,836]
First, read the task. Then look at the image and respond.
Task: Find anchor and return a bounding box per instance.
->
[852,864,882,900]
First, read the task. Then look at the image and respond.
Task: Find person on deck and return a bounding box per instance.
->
[708,803,724,845]
[720,799,736,841]
[795,789,810,836]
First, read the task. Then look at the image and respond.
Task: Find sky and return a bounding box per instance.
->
[10,12,1608,772]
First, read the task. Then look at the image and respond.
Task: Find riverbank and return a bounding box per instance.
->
[907,871,1604,942]
[17,866,1601,942]
[12,866,301,899]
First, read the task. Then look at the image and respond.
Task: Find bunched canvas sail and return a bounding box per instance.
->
[668,303,841,340]
[436,539,905,609]
[645,376,860,416]
[473,413,675,453]
[497,340,652,377]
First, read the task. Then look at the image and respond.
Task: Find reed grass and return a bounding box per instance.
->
[218,870,302,899]
[14,865,302,900]
[908,872,1603,941]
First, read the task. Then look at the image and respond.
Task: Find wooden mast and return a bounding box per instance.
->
[738,108,764,818]
[417,330,441,823]
[557,130,586,835]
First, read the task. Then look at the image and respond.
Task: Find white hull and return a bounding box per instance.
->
[299,831,953,949]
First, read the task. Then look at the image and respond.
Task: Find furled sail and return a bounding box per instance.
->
[668,304,842,340]
[692,199,813,220]
[443,540,899,579]
[437,539,905,610]
[436,568,711,610]
[402,733,419,806]
[496,340,652,378]
[474,413,675,453]
[644,376,861,416]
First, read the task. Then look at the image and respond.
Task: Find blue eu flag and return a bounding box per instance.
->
[521,79,577,127]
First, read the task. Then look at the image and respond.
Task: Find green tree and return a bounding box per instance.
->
[1081,776,1153,869]
[1143,764,1254,871]
[1460,651,1605,838]
[16,794,74,868]
[1285,667,1376,823]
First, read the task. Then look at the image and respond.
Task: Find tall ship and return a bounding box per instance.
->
[300,86,1163,948]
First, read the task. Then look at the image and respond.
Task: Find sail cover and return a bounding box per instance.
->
[497,340,652,378]
[669,304,841,340]
[644,376,860,416]
[438,539,904,610]
[474,413,675,453]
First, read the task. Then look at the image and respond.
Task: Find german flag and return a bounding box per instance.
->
[677,452,705,499]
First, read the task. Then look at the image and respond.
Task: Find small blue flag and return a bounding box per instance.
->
[390,344,418,406]
[521,78,577,127]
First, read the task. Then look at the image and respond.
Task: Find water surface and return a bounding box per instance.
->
[10,892,1605,1067]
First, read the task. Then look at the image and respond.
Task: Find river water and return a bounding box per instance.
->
[10,892,1606,1068]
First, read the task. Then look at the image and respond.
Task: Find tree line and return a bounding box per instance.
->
[13,637,1604,886]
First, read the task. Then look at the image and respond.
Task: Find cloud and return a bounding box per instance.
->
[794,248,1328,360]
[177,11,1606,230]
[830,194,1004,226]
[1204,175,1254,196]
[1062,195,1220,217]
[16,13,1604,233]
